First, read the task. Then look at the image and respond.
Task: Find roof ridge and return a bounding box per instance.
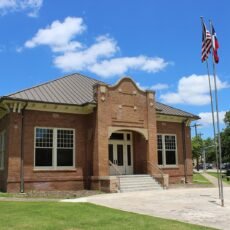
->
[8,72,104,96]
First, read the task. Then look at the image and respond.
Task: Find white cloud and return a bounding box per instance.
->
[160,74,229,106]
[136,82,169,91]
[25,17,86,52]
[199,111,226,126]
[89,56,168,78]
[54,35,118,71]
[24,17,169,77]
[150,83,169,90]
[0,0,16,8]
[0,0,43,17]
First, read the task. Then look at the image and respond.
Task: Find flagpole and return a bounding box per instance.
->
[205,60,221,198]
[209,19,224,207]
[200,16,221,198]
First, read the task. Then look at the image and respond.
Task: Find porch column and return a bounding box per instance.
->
[146,91,158,174]
[92,84,109,177]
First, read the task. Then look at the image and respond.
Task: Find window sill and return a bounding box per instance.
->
[159,165,179,169]
[33,167,77,172]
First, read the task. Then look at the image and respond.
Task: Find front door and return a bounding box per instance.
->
[109,132,133,175]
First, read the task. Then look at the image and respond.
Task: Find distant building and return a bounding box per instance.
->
[0,73,199,192]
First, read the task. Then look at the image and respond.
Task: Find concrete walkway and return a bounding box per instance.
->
[63,187,230,230]
[202,172,230,187]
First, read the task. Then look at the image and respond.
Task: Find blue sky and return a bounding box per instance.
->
[0,0,229,138]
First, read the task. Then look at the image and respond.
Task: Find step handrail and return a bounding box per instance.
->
[108,160,122,191]
[147,161,165,188]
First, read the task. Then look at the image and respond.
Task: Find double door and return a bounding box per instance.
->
[109,132,133,175]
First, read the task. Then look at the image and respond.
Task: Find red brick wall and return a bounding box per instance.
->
[6,110,90,192]
[157,121,193,183]
[6,112,23,192]
[93,78,157,179]
[0,114,9,192]
[133,132,147,174]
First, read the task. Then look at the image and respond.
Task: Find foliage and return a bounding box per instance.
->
[192,135,216,164]
[203,138,216,162]
[192,111,230,164]
[192,136,203,159]
[224,111,230,126]
[221,111,230,162]
[0,202,213,230]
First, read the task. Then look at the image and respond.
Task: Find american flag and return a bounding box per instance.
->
[201,21,212,62]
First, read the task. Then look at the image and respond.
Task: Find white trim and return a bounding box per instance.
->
[34,127,76,170]
[108,126,148,140]
[157,133,178,168]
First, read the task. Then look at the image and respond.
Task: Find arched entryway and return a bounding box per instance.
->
[108,128,148,175]
[109,131,133,175]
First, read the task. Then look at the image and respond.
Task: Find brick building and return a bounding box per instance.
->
[0,73,199,193]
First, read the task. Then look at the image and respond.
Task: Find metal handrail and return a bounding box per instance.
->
[109,160,122,192]
[147,161,165,188]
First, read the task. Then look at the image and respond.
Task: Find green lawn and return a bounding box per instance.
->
[0,202,215,230]
[193,172,211,184]
[0,192,14,197]
[207,172,230,184]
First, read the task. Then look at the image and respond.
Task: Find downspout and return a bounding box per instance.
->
[182,119,189,183]
[20,103,28,193]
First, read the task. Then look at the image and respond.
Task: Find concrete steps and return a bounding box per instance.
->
[119,174,162,192]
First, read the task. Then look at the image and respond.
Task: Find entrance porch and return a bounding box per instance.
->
[109,131,133,175]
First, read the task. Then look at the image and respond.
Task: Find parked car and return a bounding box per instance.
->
[198,163,212,170]
[206,163,213,169]
[221,163,230,170]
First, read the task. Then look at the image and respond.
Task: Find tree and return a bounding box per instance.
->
[224,111,230,126]
[221,111,230,162]
[192,136,216,169]
[192,136,203,170]
[203,137,216,163]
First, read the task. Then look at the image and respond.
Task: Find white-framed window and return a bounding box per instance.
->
[0,130,6,170]
[34,127,75,169]
[157,134,177,167]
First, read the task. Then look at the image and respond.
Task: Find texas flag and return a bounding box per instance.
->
[211,25,219,63]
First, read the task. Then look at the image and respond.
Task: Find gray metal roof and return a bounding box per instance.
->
[8,73,101,105]
[6,73,198,119]
[155,102,199,119]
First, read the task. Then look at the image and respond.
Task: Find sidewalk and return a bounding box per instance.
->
[63,187,230,230]
[202,172,230,187]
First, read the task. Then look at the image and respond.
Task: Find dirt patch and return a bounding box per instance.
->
[0,190,104,200]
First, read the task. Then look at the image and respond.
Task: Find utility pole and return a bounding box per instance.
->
[190,123,202,171]
[190,123,202,137]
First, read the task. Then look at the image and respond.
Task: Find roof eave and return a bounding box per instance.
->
[156,112,200,120]
[1,96,97,107]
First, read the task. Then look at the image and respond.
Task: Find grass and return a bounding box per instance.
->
[0,202,215,230]
[0,192,14,197]
[193,172,212,184]
[207,172,230,184]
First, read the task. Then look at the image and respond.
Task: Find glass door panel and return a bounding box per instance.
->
[109,144,114,163]
[117,144,124,166]
[127,145,131,166]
